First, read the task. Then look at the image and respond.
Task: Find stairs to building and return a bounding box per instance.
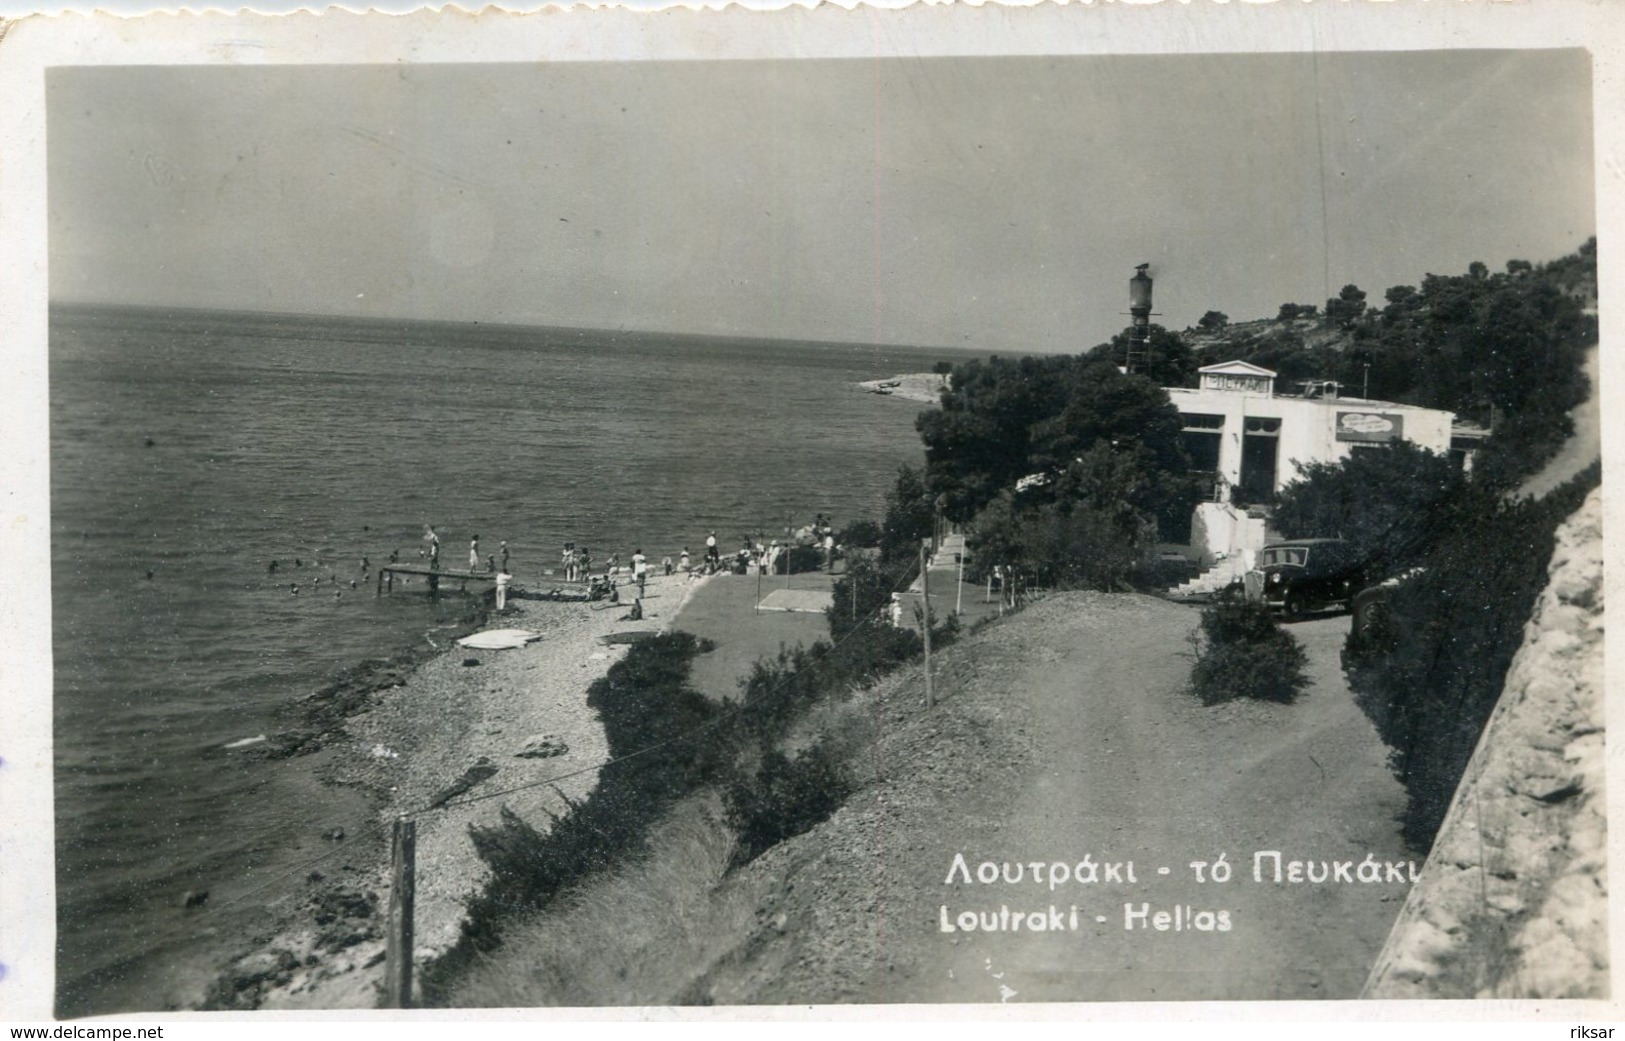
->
[929,532,969,571]
[1166,554,1251,601]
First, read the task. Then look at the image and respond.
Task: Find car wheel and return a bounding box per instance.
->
[1282,590,1305,621]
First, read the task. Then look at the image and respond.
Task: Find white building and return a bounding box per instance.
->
[1168,360,1459,566]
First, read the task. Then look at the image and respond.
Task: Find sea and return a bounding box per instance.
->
[47,303,949,1015]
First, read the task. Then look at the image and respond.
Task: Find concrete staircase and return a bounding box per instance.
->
[1167,554,1250,601]
[929,532,969,571]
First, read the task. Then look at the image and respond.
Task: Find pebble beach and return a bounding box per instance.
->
[205,569,716,1010]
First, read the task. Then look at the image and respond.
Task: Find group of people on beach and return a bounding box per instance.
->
[265,512,846,605]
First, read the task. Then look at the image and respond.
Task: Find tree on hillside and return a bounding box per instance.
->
[914,354,1084,522]
[1276,302,1319,322]
[918,356,1192,520]
[1197,310,1229,332]
[878,464,935,567]
[1324,283,1368,329]
[1273,441,1462,576]
[916,358,1199,588]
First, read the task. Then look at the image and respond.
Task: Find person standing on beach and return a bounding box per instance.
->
[705,530,719,572]
[469,534,481,571]
[500,541,510,575]
[563,543,576,582]
[632,548,648,596]
[424,525,440,570]
[680,547,691,573]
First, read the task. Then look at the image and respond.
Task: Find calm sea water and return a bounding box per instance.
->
[49,304,943,1014]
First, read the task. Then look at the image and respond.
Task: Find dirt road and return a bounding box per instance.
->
[695,593,1413,1004]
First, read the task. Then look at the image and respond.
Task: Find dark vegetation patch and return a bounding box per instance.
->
[1187,601,1309,706]
[1344,465,1598,849]
[723,740,853,868]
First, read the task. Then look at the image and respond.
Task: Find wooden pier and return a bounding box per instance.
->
[376,563,500,597]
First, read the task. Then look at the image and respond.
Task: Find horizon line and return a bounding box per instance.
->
[48,298,1031,357]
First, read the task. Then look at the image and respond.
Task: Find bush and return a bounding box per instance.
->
[1187,601,1310,705]
[771,544,825,575]
[839,518,882,549]
[723,740,852,867]
[827,554,902,641]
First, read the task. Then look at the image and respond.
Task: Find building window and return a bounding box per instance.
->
[1179,414,1224,476]
[1243,416,1281,436]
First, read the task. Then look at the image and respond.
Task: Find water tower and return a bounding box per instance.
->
[1125,263,1155,375]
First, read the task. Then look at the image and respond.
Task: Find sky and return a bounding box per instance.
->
[47,50,1595,353]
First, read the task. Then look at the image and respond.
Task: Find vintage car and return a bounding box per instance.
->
[1248,538,1367,619]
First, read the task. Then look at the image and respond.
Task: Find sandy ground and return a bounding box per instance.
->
[204,570,713,1010]
[690,593,1413,1003]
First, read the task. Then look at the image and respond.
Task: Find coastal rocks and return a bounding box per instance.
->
[312,887,377,926]
[515,734,569,760]
[202,947,303,1010]
[180,889,209,910]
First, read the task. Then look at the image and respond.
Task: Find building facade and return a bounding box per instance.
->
[1168,360,1458,565]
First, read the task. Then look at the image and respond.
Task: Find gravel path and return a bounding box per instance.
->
[692,592,1412,1004]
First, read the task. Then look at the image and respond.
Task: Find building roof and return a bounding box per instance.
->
[1198,359,1278,378]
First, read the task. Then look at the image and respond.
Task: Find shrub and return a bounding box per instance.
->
[1187,601,1309,705]
[722,740,852,867]
[839,518,882,549]
[771,544,825,575]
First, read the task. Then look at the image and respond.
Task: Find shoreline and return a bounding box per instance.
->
[200,569,717,1010]
[854,371,949,404]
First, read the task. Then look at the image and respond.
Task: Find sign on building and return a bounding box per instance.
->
[1335,411,1404,443]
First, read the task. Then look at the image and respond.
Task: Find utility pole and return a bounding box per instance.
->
[955,548,964,617]
[383,816,416,1009]
[920,541,935,708]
